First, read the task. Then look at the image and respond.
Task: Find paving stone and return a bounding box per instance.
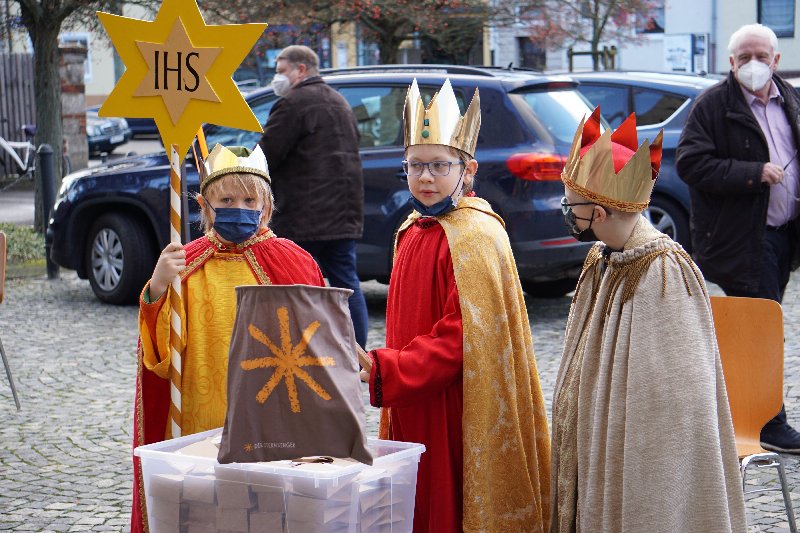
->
[0,271,798,531]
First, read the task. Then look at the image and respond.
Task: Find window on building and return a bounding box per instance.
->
[518,38,546,70]
[759,0,795,38]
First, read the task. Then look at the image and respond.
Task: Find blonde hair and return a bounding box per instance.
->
[197,172,274,234]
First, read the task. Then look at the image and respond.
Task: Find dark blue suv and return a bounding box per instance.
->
[49,65,598,304]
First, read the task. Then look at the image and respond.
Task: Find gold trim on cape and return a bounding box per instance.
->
[387,196,551,532]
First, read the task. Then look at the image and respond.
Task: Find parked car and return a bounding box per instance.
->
[571,71,720,248]
[85,107,133,155]
[87,105,159,138]
[49,65,600,304]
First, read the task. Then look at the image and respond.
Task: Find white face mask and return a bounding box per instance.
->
[272,74,291,97]
[737,59,773,92]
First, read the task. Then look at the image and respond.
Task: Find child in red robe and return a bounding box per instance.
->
[131,144,324,533]
[360,79,551,533]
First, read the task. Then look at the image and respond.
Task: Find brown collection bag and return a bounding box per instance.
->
[218,284,372,465]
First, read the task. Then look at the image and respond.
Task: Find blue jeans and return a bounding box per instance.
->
[296,239,368,349]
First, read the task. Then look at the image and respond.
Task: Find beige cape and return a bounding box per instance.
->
[551,217,746,532]
[383,196,552,532]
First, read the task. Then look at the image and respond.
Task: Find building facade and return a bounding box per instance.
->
[487,0,800,76]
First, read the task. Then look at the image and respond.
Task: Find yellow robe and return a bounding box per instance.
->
[140,253,258,438]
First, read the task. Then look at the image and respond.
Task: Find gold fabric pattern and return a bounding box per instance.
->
[141,252,261,438]
[550,216,747,532]
[394,196,551,532]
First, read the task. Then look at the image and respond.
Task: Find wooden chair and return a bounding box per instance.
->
[0,231,21,410]
[710,296,796,533]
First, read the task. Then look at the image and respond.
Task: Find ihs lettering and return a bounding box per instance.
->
[153,51,201,91]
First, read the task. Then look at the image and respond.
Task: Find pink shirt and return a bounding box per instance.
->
[741,80,799,226]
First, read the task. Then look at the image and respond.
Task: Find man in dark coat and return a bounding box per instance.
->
[259,45,368,348]
[676,23,800,454]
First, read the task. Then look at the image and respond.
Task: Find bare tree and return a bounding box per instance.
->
[205,0,488,66]
[507,0,658,70]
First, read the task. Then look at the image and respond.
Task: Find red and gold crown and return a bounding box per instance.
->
[562,107,663,212]
[403,79,481,157]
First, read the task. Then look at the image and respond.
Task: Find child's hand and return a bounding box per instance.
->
[149,242,186,301]
[357,346,372,382]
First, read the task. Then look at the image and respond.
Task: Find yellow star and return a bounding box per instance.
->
[97,0,267,160]
[133,19,221,126]
[241,307,337,413]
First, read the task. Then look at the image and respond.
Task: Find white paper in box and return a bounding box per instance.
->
[134,428,424,533]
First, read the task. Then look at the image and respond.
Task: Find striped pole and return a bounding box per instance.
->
[168,143,183,438]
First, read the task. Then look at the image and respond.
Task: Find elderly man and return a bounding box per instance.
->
[259,45,368,348]
[676,23,800,453]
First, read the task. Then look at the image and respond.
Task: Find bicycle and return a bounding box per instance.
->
[0,124,72,192]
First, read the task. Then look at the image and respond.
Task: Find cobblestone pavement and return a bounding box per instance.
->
[0,271,798,531]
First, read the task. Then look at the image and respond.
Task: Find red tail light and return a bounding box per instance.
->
[506,153,567,181]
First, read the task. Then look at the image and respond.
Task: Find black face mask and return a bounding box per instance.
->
[561,197,599,242]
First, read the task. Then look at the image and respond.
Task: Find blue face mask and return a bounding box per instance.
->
[209,206,262,244]
[408,170,464,218]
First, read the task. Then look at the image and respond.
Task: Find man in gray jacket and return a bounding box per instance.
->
[260,45,368,348]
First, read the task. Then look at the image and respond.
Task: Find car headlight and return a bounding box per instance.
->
[55,172,81,203]
[119,118,129,129]
[87,125,101,136]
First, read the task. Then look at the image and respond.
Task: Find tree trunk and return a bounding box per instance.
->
[591,37,601,71]
[30,22,63,232]
[379,35,399,64]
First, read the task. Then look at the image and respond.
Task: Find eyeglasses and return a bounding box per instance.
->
[561,196,597,231]
[402,160,465,177]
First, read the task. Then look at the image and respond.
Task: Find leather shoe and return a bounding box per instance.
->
[761,422,800,454]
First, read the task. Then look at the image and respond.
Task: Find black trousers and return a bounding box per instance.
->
[719,226,794,430]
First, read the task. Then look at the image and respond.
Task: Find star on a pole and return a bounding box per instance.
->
[97,0,267,160]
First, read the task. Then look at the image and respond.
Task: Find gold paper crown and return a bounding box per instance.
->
[562,107,663,212]
[200,144,271,193]
[403,78,481,157]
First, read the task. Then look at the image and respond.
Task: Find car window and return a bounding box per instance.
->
[204,95,278,148]
[337,86,465,149]
[576,84,628,128]
[632,89,687,126]
[513,89,599,144]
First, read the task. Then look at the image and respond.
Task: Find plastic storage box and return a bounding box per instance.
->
[134,428,425,533]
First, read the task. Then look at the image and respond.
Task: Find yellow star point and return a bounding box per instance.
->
[97,0,267,160]
[241,307,336,413]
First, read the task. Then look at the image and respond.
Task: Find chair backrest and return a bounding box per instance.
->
[710,296,783,446]
[0,231,5,304]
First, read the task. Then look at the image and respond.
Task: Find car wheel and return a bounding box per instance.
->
[85,213,154,305]
[646,196,690,251]
[521,278,578,298]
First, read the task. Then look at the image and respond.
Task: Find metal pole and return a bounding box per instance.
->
[38,144,59,279]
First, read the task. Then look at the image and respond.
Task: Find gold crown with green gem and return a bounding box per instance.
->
[403,78,481,158]
[200,144,271,193]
